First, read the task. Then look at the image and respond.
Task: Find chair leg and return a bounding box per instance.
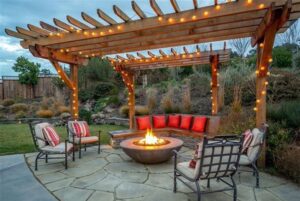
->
[207,178,210,188]
[230,176,237,201]
[72,146,75,161]
[35,152,42,171]
[98,140,101,154]
[45,154,48,163]
[195,181,201,201]
[84,144,87,151]
[252,163,260,188]
[65,151,68,169]
[173,171,177,193]
[79,143,82,159]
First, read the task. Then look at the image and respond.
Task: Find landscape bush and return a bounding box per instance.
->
[58,106,70,114]
[36,110,54,118]
[79,108,92,124]
[10,103,28,113]
[15,111,26,119]
[119,105,129,117]
[146,87,158,113]
[2,99,15,106]
[135,105,150,116]
[182,81,191,113]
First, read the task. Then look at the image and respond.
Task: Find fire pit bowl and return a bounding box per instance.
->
[120,137,183,164]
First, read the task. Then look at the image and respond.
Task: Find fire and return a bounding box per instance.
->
[136,129,167,146]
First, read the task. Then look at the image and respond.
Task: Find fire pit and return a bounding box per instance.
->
[120,129,183,164]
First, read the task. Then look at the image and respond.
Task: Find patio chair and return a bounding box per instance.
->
[173,135,244,201]
[238,123,268,188]
[67,120,101,159]
[29,121,74,171]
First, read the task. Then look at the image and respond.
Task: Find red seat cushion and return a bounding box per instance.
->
[191,116,207,132]
[136,116,151,130]
[180,115,193,130]
[42,126,60,146]
[152,115,166,128]
[168,115,180,128]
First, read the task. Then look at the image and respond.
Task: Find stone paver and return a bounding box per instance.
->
[16,146,300,201]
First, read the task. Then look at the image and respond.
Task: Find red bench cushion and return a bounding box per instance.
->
[180,115,193,130]
[42,126,60,146]
[136,116,151,130]
[168,115,181,128]
[153,115,166,128]
[191,116,207,132]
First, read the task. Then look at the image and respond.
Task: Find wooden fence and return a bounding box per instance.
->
[0,75,59,100]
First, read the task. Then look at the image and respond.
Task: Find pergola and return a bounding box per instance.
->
[5,0,300,130]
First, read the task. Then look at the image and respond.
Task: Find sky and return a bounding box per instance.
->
[0,0,298,77]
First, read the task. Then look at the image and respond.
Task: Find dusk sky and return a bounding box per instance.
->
[0,0,298,77]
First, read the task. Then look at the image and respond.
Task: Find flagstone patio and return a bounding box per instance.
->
[22,145,300,201]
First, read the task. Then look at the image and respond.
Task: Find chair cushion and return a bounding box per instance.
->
[191,116,207,133]
[69,121,91,137]
[42,126,60,147]
[168,115,180,128]
[34,123,51,148]
[41,142,73,154]
[180,115,193,130]
[247,128,264,162]
[242,129,253,153]
[239,154,252,165]
[73,136,99,144]
[136,116,151,130]
[152,115,166,128]
[177,162,196,179]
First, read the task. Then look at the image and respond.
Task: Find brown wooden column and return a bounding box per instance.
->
[210,54,219,115]
[70,64,79,119]
[127,73,135,129]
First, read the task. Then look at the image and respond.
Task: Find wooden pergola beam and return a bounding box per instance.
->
[171,48,177,55]
[16,27,39,38]
[170,0,181,13]
[147,51,156,57]
[54,18,77,32]
[113,5,131,22]
[159,49,167,56]
[132,1,147,19]
[5,28,33,40]
[150,0,163,16]
[183,46,189,54]
[137,52,146,58]
[126,53,136,60]
[193,0,198,9]
[49,60,74,90]
[97,9,117,25]
[27,24,50,36]
[70,64,79,119]
[40,21,63,33]
[67,15,91,30]
[210,54,219,115]
[81,12,104,28]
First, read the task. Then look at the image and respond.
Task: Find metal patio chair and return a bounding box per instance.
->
[238,123,268,188]
[29,121,74,170]
[67,120,101,159]
[173,135,244,201]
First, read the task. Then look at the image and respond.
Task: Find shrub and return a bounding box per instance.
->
[274,144,300,184]
[161,87,181,114]
[15,111,26,119]
[2,99,15,106]
[146,87,158,113]
[58,106,70,114]
[182,81,191,113]
[94,83,116,99]
[40,97,55,110]
[79,109,92,124]
[135,105,150,116]
[36,110,54,118]
[79,90,93,102]
[272,46,292,68]
[119,105,129,117]
[94,97,111,112]
[10,103,28,113]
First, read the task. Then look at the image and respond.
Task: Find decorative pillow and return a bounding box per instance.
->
[168,115,181,128]
[70,121,91,137]
[189,142,203,168]
[191,116,207,133]
[136,116,151,130]
[180,115,193,130]
[242,129,253,153]
[152,115,166,128]
[42,126,60,147]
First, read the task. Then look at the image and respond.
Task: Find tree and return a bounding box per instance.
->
[12,56,40,98]
[278,20,300,45]
[229,38,251,57]
[40,68,51,75]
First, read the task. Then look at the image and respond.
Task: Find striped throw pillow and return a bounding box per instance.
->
[42,126,60,147]
[71,121,91,137]
[242,129,253,153]
[189,142,203,168]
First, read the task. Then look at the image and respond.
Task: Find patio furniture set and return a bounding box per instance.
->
[28,115,267,201]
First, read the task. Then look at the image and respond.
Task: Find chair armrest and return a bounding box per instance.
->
[173,150,192,160]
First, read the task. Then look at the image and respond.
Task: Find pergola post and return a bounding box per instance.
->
[210,54,219,115]
[70,64,79,120]
[128,73,135,129]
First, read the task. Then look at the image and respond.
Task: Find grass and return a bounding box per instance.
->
[0,123,126,155]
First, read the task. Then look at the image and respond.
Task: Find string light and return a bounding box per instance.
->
[268,58,273,63]
[216,5,221,10]
[108,29,113,33]
[192,15,197,20]
[204,11,209,16]
[247,0,253,4]
[259,4,265,9]
[168,18,174,23]
[253,107,257,111]
[180,18,185,22]
[261,90,266,95]
[158,16,163,21]
[117,25,122,30]
[265,81,269,85]
[259,43,264,48]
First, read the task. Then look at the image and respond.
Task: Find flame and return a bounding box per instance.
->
[137,129,166,145]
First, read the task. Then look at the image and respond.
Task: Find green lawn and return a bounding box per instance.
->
[0,123,126,155]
